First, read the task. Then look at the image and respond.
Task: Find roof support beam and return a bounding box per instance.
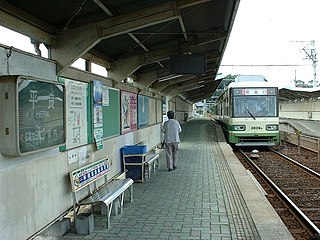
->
[0,6,54,45]
[138,33,226,66]
[161,77,204,95]
[93,0,114,16]
[141,66,215,94]
[53,6,226,76]
[108,56,141,82]
[52,1,179,75]
[161,80,205,100]
[178,16,188,41]
[128,33,149,52]
[138,60,217,91]
[166,83,205,100]
[153,75,196,92]
[166,88,180,100]
[178,0,215,9]
[137,71,158,89]
[109,33,223,84]
[93,0,165,76]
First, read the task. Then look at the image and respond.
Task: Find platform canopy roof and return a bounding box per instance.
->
[0,0,239,103]
[279,88,320,101]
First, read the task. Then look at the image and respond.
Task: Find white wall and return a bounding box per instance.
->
[0,46,162,240]
[0,46,56,80]
[0,126,161,240]
[280,100,320,120]
[175,98,193,122]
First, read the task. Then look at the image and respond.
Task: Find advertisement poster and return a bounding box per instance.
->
[93,80,103,106]
[138,95,149,129]
[93,106,103,128]
[94,128,103,150]
[121,90,137,134]
[93,80,103,150]
[70,157,109,191]
[102,86,109,106]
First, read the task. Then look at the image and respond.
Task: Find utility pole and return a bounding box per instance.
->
[301,40,318,87]
[292,40,318,87]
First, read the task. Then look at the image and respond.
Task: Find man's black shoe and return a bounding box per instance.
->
[168,168,172,171]
[173,166,177,170]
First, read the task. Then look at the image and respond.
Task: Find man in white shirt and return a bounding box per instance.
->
[162,110,182,171]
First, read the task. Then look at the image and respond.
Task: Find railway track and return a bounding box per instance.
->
[235,147,320,240]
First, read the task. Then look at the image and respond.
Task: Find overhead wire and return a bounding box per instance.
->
[62,0,88,30]
[117,4,202,61]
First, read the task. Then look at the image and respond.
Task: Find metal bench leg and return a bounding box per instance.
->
[106,203,112,228]
[120,193,124,214]
[101,203,113,228]
[147,164,150,178]
[144,164,148,179]
[145,162,151,178]
[129,185,133,202]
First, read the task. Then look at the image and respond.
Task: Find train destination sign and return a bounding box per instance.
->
[233,88,276,96]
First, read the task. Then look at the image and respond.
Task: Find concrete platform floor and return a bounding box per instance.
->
[60,118,293,240]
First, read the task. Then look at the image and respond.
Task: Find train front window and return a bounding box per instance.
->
[232,88,277,118]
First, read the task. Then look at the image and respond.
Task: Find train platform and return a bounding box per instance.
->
[280,118,320,138]
[61,118,292,240]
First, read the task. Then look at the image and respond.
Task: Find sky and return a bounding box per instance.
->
[0,25,106,75]
[0,25,48,57]
[219,0,320,88]
[0,0,319,88]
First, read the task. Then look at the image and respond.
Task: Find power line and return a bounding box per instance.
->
[291,40,318,87]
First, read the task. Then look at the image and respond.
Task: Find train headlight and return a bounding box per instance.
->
[233,125,246,131]
[266,124,278,131]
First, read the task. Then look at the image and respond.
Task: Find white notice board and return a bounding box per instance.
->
[64,78,89,149]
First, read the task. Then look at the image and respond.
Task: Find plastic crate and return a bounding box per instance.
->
[125,166,143,181]
[124,156,144,163]
[121,145,147,155]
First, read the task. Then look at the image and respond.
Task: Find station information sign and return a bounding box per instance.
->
[0,75,65,156]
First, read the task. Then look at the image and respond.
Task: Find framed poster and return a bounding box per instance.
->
[121,90,137,134]
[138,95,149,129]
[148,97,157,125]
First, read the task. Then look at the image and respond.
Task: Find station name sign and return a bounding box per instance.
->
[0,75,65,156]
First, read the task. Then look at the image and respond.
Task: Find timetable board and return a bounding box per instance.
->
[63,78,90,149]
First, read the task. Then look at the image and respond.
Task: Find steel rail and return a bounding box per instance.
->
[238,149,320,239]
[270,148,320,179]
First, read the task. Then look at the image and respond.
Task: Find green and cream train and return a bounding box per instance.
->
[215,78,280,146]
